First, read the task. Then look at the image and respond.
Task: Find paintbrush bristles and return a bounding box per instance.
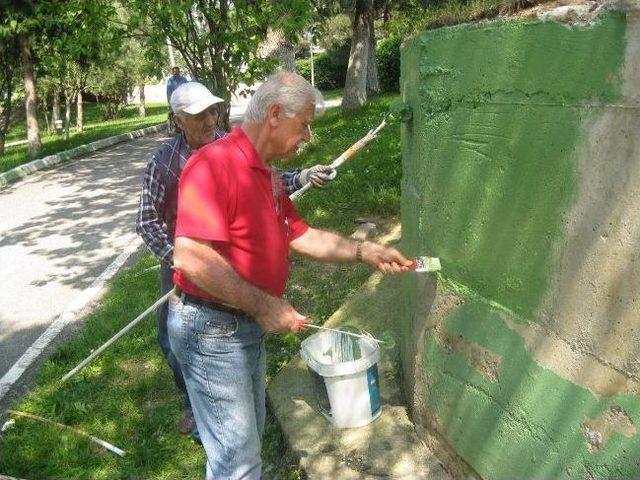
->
[413,256,441,272]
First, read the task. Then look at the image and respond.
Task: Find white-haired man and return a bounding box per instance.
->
[169,71,412,479]
[136,81,334,441]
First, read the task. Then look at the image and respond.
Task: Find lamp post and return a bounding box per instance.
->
[304,31,315,87]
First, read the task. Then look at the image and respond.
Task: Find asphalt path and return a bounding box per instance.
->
[0,132,171,408]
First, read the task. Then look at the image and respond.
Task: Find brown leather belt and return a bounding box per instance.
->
[175,288,244,316]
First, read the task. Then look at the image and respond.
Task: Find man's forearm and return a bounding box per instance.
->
[290,227,412,274]
[290,228,358,262]
[173,237,276,318]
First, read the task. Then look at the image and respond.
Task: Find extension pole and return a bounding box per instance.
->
[289,114,390,201]
[61,287,176,382]
[5,409,127,457]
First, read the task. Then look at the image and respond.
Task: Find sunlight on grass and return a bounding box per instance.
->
[1,103,167,173]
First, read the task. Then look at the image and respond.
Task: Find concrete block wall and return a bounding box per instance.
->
[399,7,640,479]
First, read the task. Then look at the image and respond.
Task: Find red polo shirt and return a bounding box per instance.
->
[173,126,308,300]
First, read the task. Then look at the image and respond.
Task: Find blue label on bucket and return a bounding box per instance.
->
[367,365,381,415]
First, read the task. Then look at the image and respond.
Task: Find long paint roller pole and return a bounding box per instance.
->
[4,409,127,457]
[61,287,176,382]
[289,114,390,201]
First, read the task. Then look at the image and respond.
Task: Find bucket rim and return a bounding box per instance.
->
[301,330,381,377]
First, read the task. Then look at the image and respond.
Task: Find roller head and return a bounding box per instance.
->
[389,102,413,122]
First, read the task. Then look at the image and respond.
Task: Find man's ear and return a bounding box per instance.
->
[267,103,282,127]
[173,114,186,130]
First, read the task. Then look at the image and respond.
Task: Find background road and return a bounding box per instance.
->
[0,132,170,407]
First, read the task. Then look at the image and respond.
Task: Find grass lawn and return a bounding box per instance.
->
[0,92,402,479]
[1,103,168,174]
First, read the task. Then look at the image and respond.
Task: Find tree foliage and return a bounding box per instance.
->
[126,0,312,122]
[34,0,124,135]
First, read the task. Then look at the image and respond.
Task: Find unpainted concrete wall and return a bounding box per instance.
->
[400,8,640,479]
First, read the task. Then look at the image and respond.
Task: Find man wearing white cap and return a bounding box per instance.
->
[136,81,334,440]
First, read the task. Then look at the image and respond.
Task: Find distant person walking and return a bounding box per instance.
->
[166,66,188,104]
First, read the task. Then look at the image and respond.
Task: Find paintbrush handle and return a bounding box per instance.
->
[305,324,384,344]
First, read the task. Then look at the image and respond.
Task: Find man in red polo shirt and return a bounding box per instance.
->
[168,71,411,480]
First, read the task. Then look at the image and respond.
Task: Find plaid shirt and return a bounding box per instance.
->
[136,131,302,265]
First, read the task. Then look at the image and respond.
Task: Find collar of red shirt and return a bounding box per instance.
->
[228,126,271,173]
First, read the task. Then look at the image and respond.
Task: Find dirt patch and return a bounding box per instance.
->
[582,405,637,452]
[433,327,502,381]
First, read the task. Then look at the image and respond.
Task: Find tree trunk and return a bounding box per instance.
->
[342,0,373,114]
[259,28,296,72]
[19,34,41,158]
[1,70,15,156]
[76,90,83,133]
[138,84,146,117]
[65,95,72,140]
[366,9,380,96]
[278,46,296,72]
[52,92,60,124]
[43,102,51,134]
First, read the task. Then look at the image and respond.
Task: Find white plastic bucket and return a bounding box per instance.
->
[301,329,382,429]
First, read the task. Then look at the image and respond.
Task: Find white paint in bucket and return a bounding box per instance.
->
[301,329,382,429]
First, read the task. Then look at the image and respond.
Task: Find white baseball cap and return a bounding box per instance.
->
[170,81,224,115]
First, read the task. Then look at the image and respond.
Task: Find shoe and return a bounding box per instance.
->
[177,410,196,434]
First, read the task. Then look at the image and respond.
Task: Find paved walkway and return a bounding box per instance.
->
[0,132,170,404]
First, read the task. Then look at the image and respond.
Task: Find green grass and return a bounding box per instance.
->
[0,92,401,479]
[1,103,167,173]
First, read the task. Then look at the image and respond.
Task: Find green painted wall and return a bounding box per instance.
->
[400,11,640,479]
[421,298,640,479]
[400,14,626,319]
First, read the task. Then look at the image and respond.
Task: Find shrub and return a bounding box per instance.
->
[376,35,401,93]
[296,44,350,90]
[296,35,401,93]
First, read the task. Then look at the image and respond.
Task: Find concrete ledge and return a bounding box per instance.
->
[268,264,451,479]
[0,123,166,189]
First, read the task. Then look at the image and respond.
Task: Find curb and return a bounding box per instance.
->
[0,123,167,189]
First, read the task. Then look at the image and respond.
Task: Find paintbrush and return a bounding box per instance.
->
[411,256,441,272]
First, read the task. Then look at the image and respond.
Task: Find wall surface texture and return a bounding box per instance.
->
[400,8,640,479]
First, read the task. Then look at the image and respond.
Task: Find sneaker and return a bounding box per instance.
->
[177,410,196,434]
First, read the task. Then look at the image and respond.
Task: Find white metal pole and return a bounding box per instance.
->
[310,39,315,87]
[61,288,176,382]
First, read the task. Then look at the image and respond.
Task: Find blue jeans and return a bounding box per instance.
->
[158,265,192,414]
[168,296,266,480]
